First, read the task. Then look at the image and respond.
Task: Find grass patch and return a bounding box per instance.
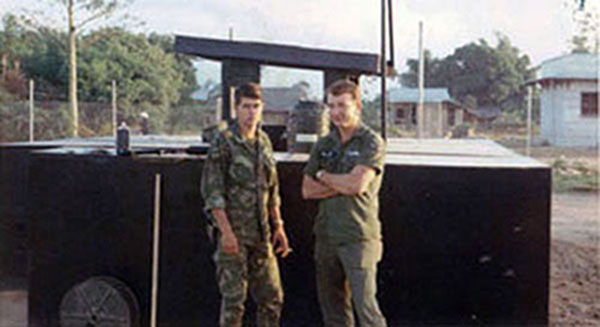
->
[551,157,599,192]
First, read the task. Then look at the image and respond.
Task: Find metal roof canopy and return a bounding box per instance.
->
[174,35,380,74]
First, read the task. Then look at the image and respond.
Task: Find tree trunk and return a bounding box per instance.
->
[1,53,7,81]
[13,59,20,75]
[68,0,79,137]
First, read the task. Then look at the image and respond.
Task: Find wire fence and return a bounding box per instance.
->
[0,79,216,143]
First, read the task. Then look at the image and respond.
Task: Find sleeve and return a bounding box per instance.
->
[268,167,281,209]
[263,136,281,209]
[356,133,386,175]
[302,140,322,178]
[201,134,228,211]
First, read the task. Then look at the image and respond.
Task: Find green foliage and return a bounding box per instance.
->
[401,34,534,113]
[491,111,526,127]
[76,28,177,128]
[22,30,69,92]
[165,103,206,135]
[570,4,599,53]
[75,28,197,132]
[0,14,37,66]
[361,97,382,132]
[551,157,599,192]
[450,122,474,139]
[1,4,199,138]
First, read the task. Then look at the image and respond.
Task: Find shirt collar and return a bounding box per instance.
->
[331,120,368,144]
[229,121,264,151]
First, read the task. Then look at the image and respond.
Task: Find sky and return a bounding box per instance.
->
[0,0,597,98]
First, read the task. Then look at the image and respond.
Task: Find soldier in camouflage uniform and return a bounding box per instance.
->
[302,80,387,327]
[201,83,291,327]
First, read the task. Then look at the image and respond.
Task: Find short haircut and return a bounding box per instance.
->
[326,79,361,106]
[235,83,263,106]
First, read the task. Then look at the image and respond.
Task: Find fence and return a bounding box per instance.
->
[0,79,212,143]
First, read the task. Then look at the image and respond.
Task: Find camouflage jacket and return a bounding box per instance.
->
[201,122,281,242]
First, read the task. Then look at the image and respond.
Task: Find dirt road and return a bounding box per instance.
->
[550,192,600,327]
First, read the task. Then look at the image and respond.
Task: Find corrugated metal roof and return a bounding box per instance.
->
[389,88,453,103]
[539,53,599,80]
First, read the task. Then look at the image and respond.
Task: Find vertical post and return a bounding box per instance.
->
[150,173,162,327]
[221,60,260,121]
[229,26,233,41]
[417,21,425,139]
[380,0,387,140]
[387,0,395,68]
[68,0,79,138]
[112,80,117,137]
[29,79,34,142]
[526,85,533,156]
[229,86,236,119]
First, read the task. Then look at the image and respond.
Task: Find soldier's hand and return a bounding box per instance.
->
[272,226,291,258]
[221,231,239,256]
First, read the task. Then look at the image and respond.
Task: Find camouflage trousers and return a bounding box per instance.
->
[214,238,283,327]
[315,236,387,327]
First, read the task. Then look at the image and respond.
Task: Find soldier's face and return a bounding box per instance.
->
[327,92,361,130]
[236,97,263,133]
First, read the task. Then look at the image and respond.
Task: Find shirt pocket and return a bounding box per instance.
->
[339,149,360,173]
[319,148,339,172]
[228,156,254,185]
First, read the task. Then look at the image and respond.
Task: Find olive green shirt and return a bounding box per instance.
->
[303,122,386,244]
[201,123,281,242]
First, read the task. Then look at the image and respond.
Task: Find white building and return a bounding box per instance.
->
[534,53,599,147]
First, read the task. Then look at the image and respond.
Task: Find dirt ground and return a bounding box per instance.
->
[510,141,599,326]
[549,192,600,327]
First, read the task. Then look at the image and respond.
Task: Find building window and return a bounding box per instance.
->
[581,92,598,116]
[396,109,406,119]
[448,108,456,126]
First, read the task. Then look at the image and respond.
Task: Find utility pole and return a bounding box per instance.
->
[112,80,117,136]
[526,85,533,156]
[380,0,387,140]
[29,79,34,142]
[68,0,79,137]
[417,21,425,139]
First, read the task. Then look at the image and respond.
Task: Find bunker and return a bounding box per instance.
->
[0,136,550,326]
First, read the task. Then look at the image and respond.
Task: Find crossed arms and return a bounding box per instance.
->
[301,165,376,200]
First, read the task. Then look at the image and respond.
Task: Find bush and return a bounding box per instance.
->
[491,111,526,128]
[451,122,474,138]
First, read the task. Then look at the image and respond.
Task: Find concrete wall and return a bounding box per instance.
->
[540,80,599,147]
[423,102,444,138]
[391,102,455,137]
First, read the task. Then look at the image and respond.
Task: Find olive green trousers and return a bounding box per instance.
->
[315,236,387,327]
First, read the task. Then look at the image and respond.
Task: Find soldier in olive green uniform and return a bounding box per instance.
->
[302,80,387,327]
[202,83,290,327]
